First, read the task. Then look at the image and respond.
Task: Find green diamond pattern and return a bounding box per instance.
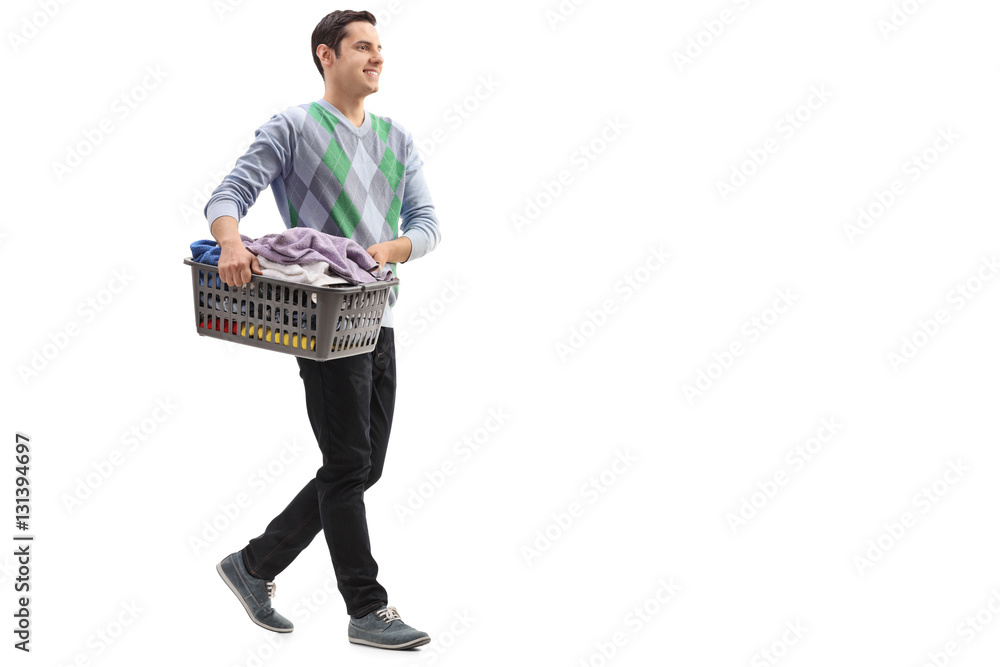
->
[322,140,352,185]
[385,196,401,236]
[378,146,405,192]
[308,102,339,134]
[372,114,391,142]
[331,190,361,237]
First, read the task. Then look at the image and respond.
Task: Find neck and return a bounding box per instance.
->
[323,88,366,128]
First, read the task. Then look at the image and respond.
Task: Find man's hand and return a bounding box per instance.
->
[219,242,261,287]
[211,215,261,287]
[367,237,412,272]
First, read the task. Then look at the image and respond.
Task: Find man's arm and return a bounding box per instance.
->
[204,114,293,286]
[211,215,260,287]
[366,133,441,270]
[397,166,442,263]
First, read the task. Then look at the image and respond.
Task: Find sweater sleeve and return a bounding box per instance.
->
[204,112,294,234]
[398,130,442,262]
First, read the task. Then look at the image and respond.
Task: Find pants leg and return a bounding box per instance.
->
[241,328,396,617]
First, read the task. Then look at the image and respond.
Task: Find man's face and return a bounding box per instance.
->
[327,21,383,97]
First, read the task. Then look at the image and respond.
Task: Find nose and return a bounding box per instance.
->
[371,51,384,66]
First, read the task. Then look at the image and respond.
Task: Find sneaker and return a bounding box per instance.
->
[216,551,294,633]
[348,606,430,649]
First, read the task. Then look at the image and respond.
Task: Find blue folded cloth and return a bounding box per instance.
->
[191,234,256,265]
[192,236,257,290]
[191,239,223,265]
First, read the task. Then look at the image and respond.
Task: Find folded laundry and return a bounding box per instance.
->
[244,227,393,285]
[190,228,391,291]
[256,255,350,287]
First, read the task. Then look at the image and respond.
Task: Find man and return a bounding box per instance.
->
[204,10,441,650]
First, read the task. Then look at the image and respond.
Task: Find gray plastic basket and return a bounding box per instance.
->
[184,258,398,360]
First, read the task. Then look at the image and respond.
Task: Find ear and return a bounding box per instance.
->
[317,43,336,68]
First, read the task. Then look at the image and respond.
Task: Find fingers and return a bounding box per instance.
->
[219,260,249,287]
[222,262,239,288]
[217,246,258,287]
[220,263,235,288]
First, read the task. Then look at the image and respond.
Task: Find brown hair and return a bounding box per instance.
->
[311,10,378,80]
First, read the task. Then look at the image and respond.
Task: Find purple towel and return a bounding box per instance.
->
[243,228,394,285]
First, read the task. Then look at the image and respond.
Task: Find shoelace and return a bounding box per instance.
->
[265,581,277,599]
[375,606,401,623]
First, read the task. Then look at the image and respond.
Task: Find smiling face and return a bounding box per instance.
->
[322,20,383,98]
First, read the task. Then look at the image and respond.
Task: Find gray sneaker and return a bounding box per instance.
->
[348,606,430,649]
[216,551,294,633]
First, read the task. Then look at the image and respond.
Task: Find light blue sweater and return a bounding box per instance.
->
[204,98,442,328]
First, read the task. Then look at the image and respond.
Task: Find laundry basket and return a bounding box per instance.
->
[183,258,398,360]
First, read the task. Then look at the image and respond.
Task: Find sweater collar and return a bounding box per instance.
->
[317,98,371,136]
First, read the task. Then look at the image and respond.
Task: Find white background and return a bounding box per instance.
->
[3,0,1000,665]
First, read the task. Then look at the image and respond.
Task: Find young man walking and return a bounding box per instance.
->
[204,10,441,650]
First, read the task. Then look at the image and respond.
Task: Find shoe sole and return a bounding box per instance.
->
[216,561,294,633]
[349,635,431,650]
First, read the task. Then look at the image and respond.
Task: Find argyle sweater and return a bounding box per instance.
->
[204,98,442,328]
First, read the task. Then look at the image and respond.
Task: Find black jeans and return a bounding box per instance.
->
[242,327,395,617]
